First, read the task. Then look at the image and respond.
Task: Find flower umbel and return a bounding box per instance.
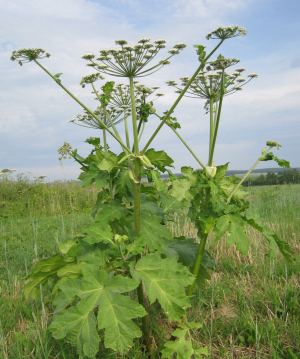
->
[82,38,187,78]
[206,26,247,40]
[10,48,51,66]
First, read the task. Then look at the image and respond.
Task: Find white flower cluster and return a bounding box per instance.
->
[206,26,247,40]
[10,48,51,66]
[167,64,258,107]
[81,38,187,78]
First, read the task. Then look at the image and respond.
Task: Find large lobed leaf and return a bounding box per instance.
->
[130,253,194,322]
[49,264,147,357]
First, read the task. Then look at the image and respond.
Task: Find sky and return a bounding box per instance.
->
[1,0,299,181]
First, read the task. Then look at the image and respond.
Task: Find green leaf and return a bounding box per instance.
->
[132,214,173,253]
[67,240,118,265]
[150,170,167,193]
[159,192,183,215]
[131,253,194,322]
[85,137,100,146]
[246,214,292,262]
[54,73,63,78]
[95,199,125,224]
[161,327,193,359]
[274,157,290,168]
[171,178,193,202]
[78,162,109,190]
[94,150,118,173]
[213,213,250,255]
[101,81,115,94]
[193,45,206,55]
[95,171,109,189]
[259,152,274,161]
[82,222,114,245]
[181,167,197,185]
[161,323,205,358]
[145,149,174,172]
[214,163,229,181]
[164,237,214,290]
[49,264,146,356]
[23,255,66,299]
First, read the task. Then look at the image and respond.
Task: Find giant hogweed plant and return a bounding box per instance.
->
[11,26,292,358]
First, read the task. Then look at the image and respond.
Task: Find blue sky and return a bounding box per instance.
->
[1,0,299,181]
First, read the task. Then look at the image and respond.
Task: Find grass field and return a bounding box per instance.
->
[0,178,299,358]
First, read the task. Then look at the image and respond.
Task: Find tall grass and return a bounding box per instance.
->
[0,179,299,358]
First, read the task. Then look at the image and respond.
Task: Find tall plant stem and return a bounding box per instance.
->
[103,128,107,155]
[187,234,208,297]
[209,97,214,161]
[226,147,272,204]
[129,77,150,348]
[130,77,139,156]
[186,187,211,297]
[141,40,224,155]
[33,59,132,154]
[124,114,131,149]
[170,126,205,169]
[208,71,225,166]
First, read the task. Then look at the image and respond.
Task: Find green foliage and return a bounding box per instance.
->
[131,253,194,321]
[162,323,208,358]
[49,264,146,356]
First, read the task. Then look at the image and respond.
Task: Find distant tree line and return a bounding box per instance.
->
[242,169,300,187]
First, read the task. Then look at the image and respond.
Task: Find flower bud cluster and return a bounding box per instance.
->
[206,26,247,40]
[81,38,187,78]
[80,73,104,88]
[58,141,72,161]
[167,63,258,110]
[10,48,51,66]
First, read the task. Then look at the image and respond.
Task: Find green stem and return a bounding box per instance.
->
[208,71,225,166]
[141,40,224,155]
[129,77,139,156]
[103,129,107,155]
[209,97,214,162]
[133,159,150,347]
[186,187,211,297]
[138,122,145,143]
[124,114,131,149]
[226,147,272,204]
[186,234,208,297]
[170,126,205,169]
[129,77,150,347]
[33,60,132,154]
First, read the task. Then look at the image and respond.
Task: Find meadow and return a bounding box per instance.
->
[0,177,299,358]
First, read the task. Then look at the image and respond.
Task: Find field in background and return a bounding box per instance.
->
[0,179,299,358]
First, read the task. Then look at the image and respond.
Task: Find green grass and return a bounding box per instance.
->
[0,180,299,358]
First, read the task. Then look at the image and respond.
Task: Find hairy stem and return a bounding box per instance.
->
[129,77,139,156]
[141,40,224,155]
[186,234,208,297]
[33,60,132,154]
[186,187,211,296]
[208,70,225,166]
[124,114,131,149]
[103,129,107,155]
[209,97,214,162]
[226,147,273,204]
[129,77,150,347]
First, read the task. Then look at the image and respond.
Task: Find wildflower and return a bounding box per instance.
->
[174,43,187,49]
[206,25,247,40]
[82,52,95,60]
[10,48,51,65]
[236,78,246,82]
[138,37,150,44]
[235,67,246,73]
[154,38,166,44]
[248,73,258,78]
[81,37,185,78]
[115,39,128,45]
[58,141,73,160]
[166,80,178,86]
[80,73,104,88]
